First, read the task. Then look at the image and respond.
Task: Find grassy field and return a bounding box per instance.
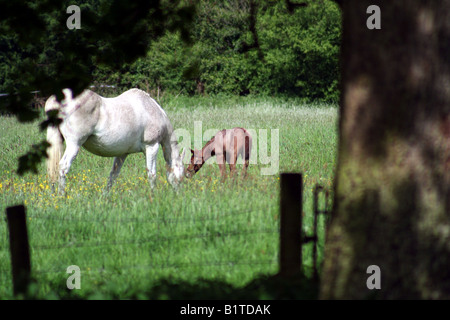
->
[0,96,337,299]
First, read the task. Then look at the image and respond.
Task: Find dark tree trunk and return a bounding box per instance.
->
[320,0,450,299]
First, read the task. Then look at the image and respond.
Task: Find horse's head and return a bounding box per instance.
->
[186,149,203,178]
[168,148,186,187]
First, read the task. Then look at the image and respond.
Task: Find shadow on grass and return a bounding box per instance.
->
[24,273,319,300]
[132,274,319,300]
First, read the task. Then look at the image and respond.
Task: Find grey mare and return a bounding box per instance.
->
[45,88,185,193]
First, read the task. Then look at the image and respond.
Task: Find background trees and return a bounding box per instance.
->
[0,0,341,100]
[0,0,196,120]
[114,0,340,100]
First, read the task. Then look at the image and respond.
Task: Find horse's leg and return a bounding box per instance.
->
[217,153,227,181]
[228,162,237,179]
[107,155,128,190]
[229,136,239,178]
[239,147,249,178]
[161,141,173,185]
[58,141,80,194]
[229,152,238,178]
[145,143,160,189]
[241,137,251,178]
[242,159,249,178]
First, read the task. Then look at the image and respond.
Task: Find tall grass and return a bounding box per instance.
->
[0,96,337,299]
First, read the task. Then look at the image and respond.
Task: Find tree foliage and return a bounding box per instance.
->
[97,0,341,100]
[0,0,196,121]
[0,0,341,102]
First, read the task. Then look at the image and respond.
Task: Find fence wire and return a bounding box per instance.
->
[0,205,279,252]
[31,228,279,250]
[1,186,330,281]
[32,259,278,275]
[23,204,277,225]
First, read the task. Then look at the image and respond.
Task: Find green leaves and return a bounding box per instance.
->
[0,0,196,119]
[100,0,341,99]
[1,0,341,102]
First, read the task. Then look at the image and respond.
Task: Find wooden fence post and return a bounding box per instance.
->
[279,173,303,276]
[6,205,31,296]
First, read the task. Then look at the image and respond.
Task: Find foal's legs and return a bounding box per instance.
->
[145,143,160,189]
[217,153,227,181]
[240,146,250,178]
[228,152,238,178]
[58,141,80,193]
[107,155,128,190]
[242,159,250,178]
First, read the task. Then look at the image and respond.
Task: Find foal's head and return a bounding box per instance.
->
[186,149,204,178]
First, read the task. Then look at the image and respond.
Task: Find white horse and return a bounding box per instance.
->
[45,88,185,193]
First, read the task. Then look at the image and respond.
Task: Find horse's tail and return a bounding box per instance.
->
[45,96,64,184]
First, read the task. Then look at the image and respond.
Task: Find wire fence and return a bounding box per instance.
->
[31,228,279,251]
[31,259,279,275]
[0,204,281,281]
[23,203,277,225]
[2,180,332,295]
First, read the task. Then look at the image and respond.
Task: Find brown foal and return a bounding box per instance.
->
[186,127,252,179]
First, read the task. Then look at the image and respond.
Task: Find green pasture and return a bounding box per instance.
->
[0,96,337,299]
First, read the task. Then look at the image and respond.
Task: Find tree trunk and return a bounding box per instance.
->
[320,0,450,299]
